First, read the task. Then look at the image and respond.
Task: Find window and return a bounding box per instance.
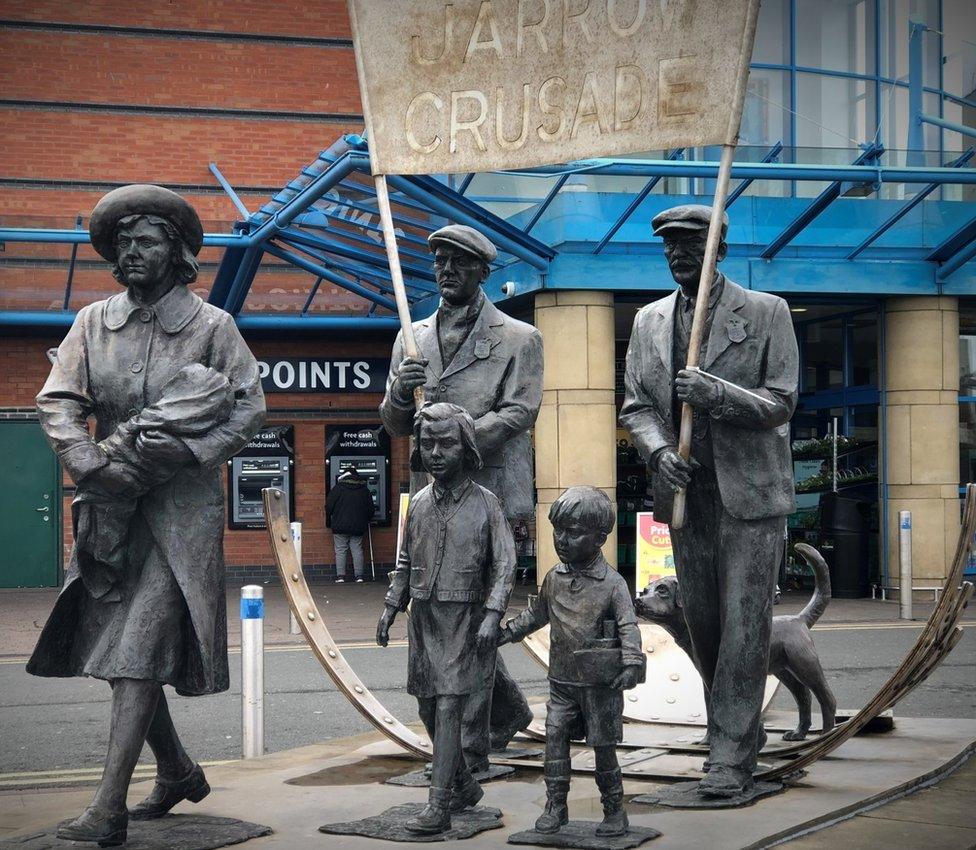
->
[797,0,876,75]
[804,318,846,391]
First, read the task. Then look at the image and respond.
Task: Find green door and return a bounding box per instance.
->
[0,421,60,587]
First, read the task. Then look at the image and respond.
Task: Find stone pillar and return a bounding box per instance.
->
[883,296,960,587]
[533,291,618,582]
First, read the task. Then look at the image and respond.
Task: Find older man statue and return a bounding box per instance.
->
[620,205,798,801]
[380,224,542,772]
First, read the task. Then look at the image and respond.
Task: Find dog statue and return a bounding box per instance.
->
[636,543,836,742]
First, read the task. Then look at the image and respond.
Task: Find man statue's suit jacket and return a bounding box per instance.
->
[620,277,799,524]
[380,297,543,520]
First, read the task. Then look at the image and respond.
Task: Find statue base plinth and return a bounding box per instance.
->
[507,822,661,849]
[632,779,785,809]
[7,814,271,849]
[319,804,503,842]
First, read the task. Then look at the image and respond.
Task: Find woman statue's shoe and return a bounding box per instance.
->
[57,805,127,847]
[129,762,210,820]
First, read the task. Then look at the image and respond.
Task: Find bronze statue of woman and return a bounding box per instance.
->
[27,184,266,846]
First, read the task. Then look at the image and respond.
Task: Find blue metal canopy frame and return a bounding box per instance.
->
[2,136,976,332]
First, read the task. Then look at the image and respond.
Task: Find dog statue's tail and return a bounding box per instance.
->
[794,543,832,628]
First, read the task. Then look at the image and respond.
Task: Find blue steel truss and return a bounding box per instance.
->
[2,138,976,332]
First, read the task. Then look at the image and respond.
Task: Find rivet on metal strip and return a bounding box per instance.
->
[670,673,680,681]
[328,650,337,658]
[354,685,364,694]
[274,491,281,500]
[291,573,299,582]
[307,612,315,621]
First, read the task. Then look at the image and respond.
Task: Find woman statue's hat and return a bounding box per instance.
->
[89,184,204,262]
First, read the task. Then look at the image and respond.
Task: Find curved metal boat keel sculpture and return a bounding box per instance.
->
[262,484,974,782]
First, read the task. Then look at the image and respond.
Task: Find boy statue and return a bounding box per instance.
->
[500,487,646,837]
[376,403,517,835]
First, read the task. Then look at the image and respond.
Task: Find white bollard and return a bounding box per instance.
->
[289,522,302,635]
[899,511,913,621]
[241,585,265,758]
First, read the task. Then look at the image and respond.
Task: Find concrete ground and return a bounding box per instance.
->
[2,581,972,658]
[1,717,973,849]
[1,583,972,847]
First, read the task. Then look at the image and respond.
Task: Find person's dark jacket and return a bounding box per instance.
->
[326,478,376,535]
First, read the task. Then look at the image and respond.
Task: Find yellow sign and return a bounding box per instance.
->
[635,512,675,591]
[394,492,411,566]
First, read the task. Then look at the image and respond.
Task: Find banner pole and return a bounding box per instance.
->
[671,143,737,530]
[374,173,425,411]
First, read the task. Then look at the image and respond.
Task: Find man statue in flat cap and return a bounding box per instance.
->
[620,204,798,800]
[380,223,542,773]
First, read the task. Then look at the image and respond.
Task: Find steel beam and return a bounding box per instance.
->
[209,162,251,219]
[919,113,976,141]
[0,228,249,247]
[263,242,397,312]
[927,213,976,262]
[294,218,432,265]
[236,314,400,332]
[62,214,83,311]
[937,238,976,280]
[222,244,265,315]
[524,174,571,234]
[248,153,358,244]
[278,227,435,282]
[387,173,553,270]
[499,161,976,184]
[725,142,784,208]
[594,149,685,253]
[847,148,975,259]
[761,144,884,259]
[907,21,926,163]
[276,237,431,298]
[300,276,324,315]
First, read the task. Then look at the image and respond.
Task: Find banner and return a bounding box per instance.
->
[635,512,675,591]
[347,0,760,175]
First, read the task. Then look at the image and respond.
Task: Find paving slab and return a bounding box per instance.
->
[775,816,976,850]
[859,786,976,830]
[0,719,973,850]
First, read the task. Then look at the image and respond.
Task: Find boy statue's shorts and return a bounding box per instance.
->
[545,680,624,747]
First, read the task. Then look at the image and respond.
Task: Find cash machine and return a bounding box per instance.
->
[228,425,295,529]
[325,424,391,525]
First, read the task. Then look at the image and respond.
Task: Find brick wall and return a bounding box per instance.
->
[0,2,418,582]
[0,333,406,577]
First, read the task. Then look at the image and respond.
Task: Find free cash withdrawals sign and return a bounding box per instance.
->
[346,0,760,175]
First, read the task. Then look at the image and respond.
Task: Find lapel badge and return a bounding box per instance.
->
[726,318,746,344]
[474,338,491,359]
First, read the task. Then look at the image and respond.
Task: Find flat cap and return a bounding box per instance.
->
[89,184,204,262]
[652,204,728,239]
[428,224,497,264]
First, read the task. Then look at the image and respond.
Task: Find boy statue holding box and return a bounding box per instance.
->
[500,486,646,837]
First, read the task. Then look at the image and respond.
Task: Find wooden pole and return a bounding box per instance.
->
[670,143,737,529]
[374,173,425,410]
